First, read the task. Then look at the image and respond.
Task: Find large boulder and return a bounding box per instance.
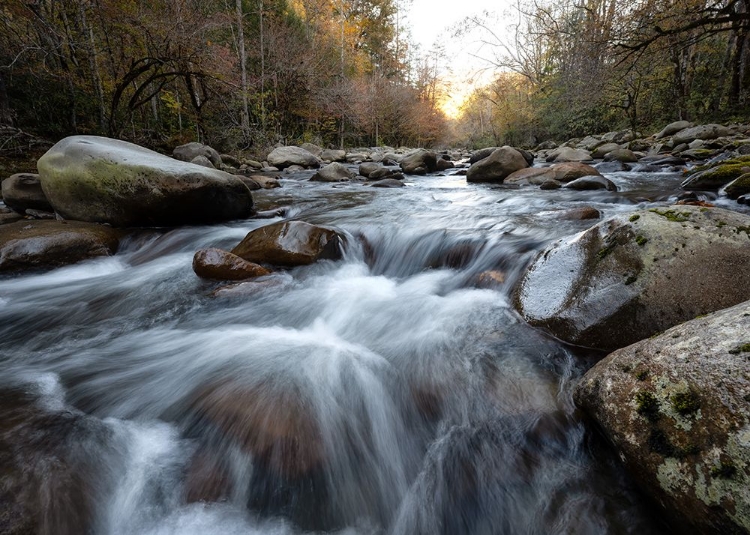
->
[300,142,323,156]
[514,206,750,350]
[574,300,750,534]
[504,167,555,186]
[310,162,355,182]
[0,220,121,272]
[400,149,438,174]
[673,124,733,145]
[173,141,222,168]
[266,146,320,170]
[231,220,343,267]
[1,173,53,214]
[192,248,271,280]
[466,146,529,183]
[550,162,603,182]
[320,149,347,163]
[682,156,750,190]
[605,148,639,163]
[591,142,621,159]
[468,147,498,164]
[655,120,692,139]
[37,136,253,227]
[358,162,382,178]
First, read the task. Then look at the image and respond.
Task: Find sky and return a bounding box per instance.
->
[405,0,518,117]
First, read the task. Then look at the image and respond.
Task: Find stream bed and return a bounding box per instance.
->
[3,167,735,535]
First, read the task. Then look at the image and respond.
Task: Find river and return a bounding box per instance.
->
[2,166,733,534]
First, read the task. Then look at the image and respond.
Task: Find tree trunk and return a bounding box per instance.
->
[236,0,249,132]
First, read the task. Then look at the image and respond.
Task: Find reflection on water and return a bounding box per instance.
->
[0,170,686,534]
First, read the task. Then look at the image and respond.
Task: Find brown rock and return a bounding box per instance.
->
[1,173,53,214]
[550,162,603,183]
[192,248,271,280]
[504,167,555,185]
[231,221,343,267]
[558,207,602,220]
[0,220,121,272]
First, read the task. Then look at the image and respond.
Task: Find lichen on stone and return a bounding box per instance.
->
[671,390,701,415]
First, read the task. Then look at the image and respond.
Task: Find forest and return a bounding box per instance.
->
[1,0,750,154]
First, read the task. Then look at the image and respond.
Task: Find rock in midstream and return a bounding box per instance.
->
[514,205,750,350]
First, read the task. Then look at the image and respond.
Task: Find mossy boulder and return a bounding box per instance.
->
[574,300,750,534]
[0,220,121,272]
[682,157,750,190]
[724,173,750,199]
[37,136,254,227]
[514,205,750,350]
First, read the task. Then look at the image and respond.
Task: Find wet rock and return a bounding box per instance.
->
[368,167,395,180]
[310,162,355,182]
[37,136,254,227]
[0,220,121,272]
[1,173,53,214]
[173,141,222,168]
[682,156,750,190]
[0,383,111,535]
[539,179,562,190]
[369,178,405,188]
[468,147,497,164]
[504,167,555,185]
[466,146,529,183]
[192,248,271,280]
[564,175,618,191]
[595,161,631,173]
[231,220,343,267]
[400,149,438,174]
[436,158,455,171]
[558,207,601,220]
[574,300,750,534]
[655,120,692,139]
[514,206,750,350]
[219,154,241,168]
[209,273,292,298]
[267,146,320,170]
[738,194,750,205]
[673,124,733,145]
[320,149,346,162]
[550,162,602,182]
[723,173,750,199]
[0,207,24,225]
[243,175,281,189]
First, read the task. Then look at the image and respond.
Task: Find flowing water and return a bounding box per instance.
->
[3,166,735,535]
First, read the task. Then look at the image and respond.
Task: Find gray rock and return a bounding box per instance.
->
[605,148,639,163]
[220,154,241,167]
[673,124,733,145]
[173,142,222,168]
[468,147,497,164]
[466,146,529,183]
[310,162,355,182]
[267,146,320,169]
[368,168,394,180]
[514,206,750,349]
[300,142,323,156]
[574,300,750,534]
[319,149,346,162]
[563,175,618,191]
[577,135,603,151]
[1,173,53,214]
[37,136,253,227]
[190,155,215,168]
[591,142,621,159]
[359,162,383,178]
[400,149,438,174]
[547,147,593,163]
[655,120,692,139]
[595,161,631,173]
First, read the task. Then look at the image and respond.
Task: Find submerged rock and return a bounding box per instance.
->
[575,300,750,534]
[369,178,405,188]
[1,173,53,214]
[0,220,121,272]
[231,220,343,267]
[514,206,750,349]
[192,248,271,280]
[37,136,254,227]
